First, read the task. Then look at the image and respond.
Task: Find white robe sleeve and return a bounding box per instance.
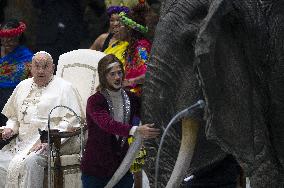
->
[5,119,19,134]
[2,84,21,134]
[49,82,83,132]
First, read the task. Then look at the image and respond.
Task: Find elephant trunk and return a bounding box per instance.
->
[104,135,143,188]
[166,118,199,188]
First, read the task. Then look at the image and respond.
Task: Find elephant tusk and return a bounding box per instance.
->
[166,118,199,188]
[104,134,143,188]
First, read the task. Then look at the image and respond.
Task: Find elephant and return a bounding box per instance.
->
[140,0,284,187]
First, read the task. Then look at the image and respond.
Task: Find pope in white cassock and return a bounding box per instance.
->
[0,51,82,188]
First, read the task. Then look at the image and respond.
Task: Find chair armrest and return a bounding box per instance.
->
[38,127,87,155]
[39,128,86,187]
[38,127,86,142]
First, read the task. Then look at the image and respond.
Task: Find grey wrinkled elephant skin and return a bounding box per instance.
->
[141,0,284,187]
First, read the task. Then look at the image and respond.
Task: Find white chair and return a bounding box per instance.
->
[45,49,106,188]
[56,49,106,113]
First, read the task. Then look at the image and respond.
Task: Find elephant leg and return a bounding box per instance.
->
[166,118,199,188]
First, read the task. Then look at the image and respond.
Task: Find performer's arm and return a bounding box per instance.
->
[87,94,132,137]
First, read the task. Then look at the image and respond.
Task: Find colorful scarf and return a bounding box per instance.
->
[0,46,33,88]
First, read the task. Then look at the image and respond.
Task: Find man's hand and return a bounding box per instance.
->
[2,128,14,140]
[137,123,160,140]
[31,143,49,154]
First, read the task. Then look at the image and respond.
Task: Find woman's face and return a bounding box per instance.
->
[1,36,19,52]
[109,13,121,34]
[116,24,130,41]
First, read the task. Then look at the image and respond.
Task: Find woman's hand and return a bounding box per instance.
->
[137,123,160,140]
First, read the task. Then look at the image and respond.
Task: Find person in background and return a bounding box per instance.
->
[119,0,158,96]
[80,54,159,188]
[90,5,130,52]
[0,19,33,131]
[118,2,159,185]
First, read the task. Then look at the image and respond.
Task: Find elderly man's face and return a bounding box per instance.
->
[31,54,54,87]
[106,63,123,91]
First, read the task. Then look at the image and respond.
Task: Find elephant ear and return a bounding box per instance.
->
[141,0,227,187]
[267,0,284,172]
[195,0,281,186]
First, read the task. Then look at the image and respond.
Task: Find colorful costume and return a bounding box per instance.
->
[104,40,129,67]
[0,46,32,127]
[125,39,151,95]
[0,46,32,88]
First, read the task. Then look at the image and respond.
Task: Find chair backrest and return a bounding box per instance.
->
[56,49,106,114]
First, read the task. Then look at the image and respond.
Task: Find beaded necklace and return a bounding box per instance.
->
[101,88,130,147]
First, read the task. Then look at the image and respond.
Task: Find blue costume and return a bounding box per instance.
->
[0,45,32,127]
